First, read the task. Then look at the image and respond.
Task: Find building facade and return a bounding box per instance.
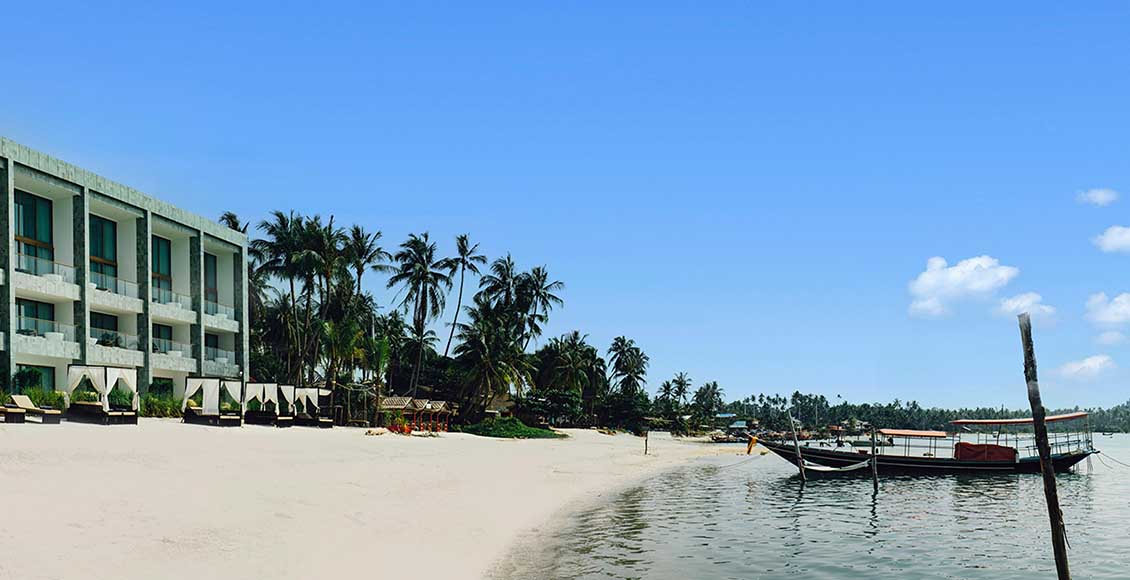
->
[0,138,248,399]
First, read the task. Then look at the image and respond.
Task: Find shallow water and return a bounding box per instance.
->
[502,434,1130,579]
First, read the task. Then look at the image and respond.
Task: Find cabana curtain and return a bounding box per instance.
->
[278,385,295,416]
[261,383,278,408]
[64,366,106,406]
[221,380,242,408]
[202,379,221,415]
[242,383,264,413]
[104,367,139,411]
[182,378,206,412]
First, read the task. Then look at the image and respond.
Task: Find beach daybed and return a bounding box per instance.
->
[10,395,62,424]
[182,378,243,427]
[293,388,333,428]
[63,366,139,425]
[1,405,26,423]
[242,383,277,425]
[275,385,295,428]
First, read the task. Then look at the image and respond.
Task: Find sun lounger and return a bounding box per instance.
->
[10,395,62,424]
[1,405,26,423]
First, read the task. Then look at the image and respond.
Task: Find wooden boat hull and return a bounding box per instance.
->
[761,440,1091,475]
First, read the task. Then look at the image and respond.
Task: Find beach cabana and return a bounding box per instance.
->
[64,365,138,425]
[275,385,295,428]
[293,387,333,428]
[243,383,279,425]
[426,400,453,432]
[182,378,242,427]
[377,396,412,432]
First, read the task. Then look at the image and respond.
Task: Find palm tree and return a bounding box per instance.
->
[254,211,306,383]
[520,266,564,349]
[453,295,532,420]
[672,372,692,406]
[343,225,390,297]
[219,211,249,234]
[387,233,453,396]
[477,254,520,308]
[607,336,649,396]
[439,234,486,357]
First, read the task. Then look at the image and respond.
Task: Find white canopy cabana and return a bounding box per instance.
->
[261,383,279,410]
[104,367,139,411]
[182,378,221,415]
[277,385,296,416]
[221,380,242,410]
[243,382,265,413]
[64,365,106,407]
[295,387,319,414]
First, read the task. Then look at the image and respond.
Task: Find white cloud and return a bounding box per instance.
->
[1057,354,1115,379]
[1093,226,1130,253]
[1096,331,1126,345]
[996,292,1055,319]
[908,255,1019,317]
[1085,292,1130,325]
[1077,188,1119,207]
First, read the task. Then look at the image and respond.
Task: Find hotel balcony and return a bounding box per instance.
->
[151,337,197,373]
[13,253,80,302]
[12,316,80,359]
[150,286,196,324]
[203,345,239,378]
[203,299,239,332]
[87,328,144,367]
[89,271,144,314]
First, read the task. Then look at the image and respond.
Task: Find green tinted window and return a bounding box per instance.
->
[204,253,218,300]
[14,190,53,260]
[153,324,173,341]
[16,364,55,393]
[91,312,119,331]
[152,235,172,289]
[205,333,219,348]
[16,299,54,321]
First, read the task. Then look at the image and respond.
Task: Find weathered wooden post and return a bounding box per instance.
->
[788,410,806,482]
[870,427,879,491]
[644,430,649,456]
[1018,312,1071,580]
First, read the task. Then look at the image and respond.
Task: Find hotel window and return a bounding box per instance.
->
[15,364,55,394]
[91,312,119,332]
[153,323,173,354]
[16,298,55,336]
[204,253,218,303]
[205,333,219,349]
[90,215,118,288]
[152,235,172,292]
[14,190,54,271]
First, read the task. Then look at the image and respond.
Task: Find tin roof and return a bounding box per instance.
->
[950,412,1088,426]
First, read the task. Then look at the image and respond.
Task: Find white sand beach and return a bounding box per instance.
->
[0,420,732,580]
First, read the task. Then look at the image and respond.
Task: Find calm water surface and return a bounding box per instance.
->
[501,435,1130,579]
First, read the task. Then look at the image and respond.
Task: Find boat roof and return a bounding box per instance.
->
[950,411,1088,426]
[878,428,949,438]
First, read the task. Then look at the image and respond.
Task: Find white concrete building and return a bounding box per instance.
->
[0,138,249,399]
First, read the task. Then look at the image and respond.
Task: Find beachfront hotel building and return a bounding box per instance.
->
[0,137,248,399]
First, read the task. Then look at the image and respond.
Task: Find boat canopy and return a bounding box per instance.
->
[950,411,1088,426]
[878,428,948,438]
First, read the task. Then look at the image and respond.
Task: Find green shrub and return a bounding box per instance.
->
[108,388,133,409]
[71,390,100,403]
[140,395,183,418]
[23,389,65,410]
[459,417,566,439]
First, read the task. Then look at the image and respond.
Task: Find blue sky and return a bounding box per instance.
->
[5,2,1130,408]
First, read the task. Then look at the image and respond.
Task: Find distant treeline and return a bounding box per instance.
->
[717,392,1130,433]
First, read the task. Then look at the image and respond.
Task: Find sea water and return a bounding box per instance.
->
[500,434,1130,579]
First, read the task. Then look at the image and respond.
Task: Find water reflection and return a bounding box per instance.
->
[501,436,1130,580]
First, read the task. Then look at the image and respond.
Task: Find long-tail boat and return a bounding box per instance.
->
[761,412,1095,475]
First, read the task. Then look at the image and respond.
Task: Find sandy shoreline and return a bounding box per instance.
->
[0,419,733,580]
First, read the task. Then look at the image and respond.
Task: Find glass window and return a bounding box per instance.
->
[15,364,55,394]
[205,333,219,349]
[17,298,54,321]
[152,235,172,290]
[14,190,54,262]
[90,215,118,279]
[153,324,173,341]
[204,253,218,302]
[91,312,119,331]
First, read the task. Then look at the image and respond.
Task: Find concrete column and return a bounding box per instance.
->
[0,157,15,386]
[189,232,204,375]
[234,246,249,381]
[136,210,152,395]
[73,187,90,362]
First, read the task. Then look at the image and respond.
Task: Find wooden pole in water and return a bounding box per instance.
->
[1018,312,1071,580]
[788,410,806,482]
[870,427,879,490]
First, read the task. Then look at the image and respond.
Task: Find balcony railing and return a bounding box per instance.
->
[205,300,236,319]
[16,253,76,284]
[90,271,140,299]
[151,286,192,309]
[16,316,76,342]
[205,346,235,363]
[90,328,140,350]
[153,338,192,356]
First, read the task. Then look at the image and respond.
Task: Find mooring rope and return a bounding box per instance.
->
[716,452,769,470]
[1098,452,1130,469]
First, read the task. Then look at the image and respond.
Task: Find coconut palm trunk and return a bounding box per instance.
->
[444,266,466,357]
